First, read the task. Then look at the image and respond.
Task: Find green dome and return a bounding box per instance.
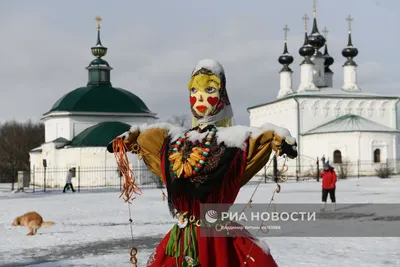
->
[89,58,110,67]
[68,121,130,147]
[45,26,154,116]
[47,85,152,114]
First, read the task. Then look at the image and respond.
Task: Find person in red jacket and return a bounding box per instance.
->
[319,162,337,211]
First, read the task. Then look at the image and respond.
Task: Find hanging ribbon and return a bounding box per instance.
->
[112,137,143,202]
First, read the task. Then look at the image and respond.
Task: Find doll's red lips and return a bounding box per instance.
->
[196,105,207,113]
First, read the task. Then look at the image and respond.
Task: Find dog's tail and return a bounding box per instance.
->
[41,221,55,227]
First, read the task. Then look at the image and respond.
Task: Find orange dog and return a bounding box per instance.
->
[12,211,55,236]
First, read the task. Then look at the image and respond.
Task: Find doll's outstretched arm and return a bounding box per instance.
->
[240,124,297,186]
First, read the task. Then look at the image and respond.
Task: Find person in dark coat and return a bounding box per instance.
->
[319,162,337,211]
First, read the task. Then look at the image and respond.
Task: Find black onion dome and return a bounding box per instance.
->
[342,32,358,65]
[308,18,326,53]
[299,45,315,57]
[323,44,334,73]
[342,47,358,58]
[308,34,326,52]
[299,32,315,57]
[278,54,294,65]
[278,42,294,65]
[323,44,334,66]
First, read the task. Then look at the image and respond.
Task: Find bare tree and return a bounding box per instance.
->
[167,114,191,128]
[375,161,394,179]
[335,158,352,179]
[0,120,44,187]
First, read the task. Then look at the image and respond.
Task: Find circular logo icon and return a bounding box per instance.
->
[205,209,218,223]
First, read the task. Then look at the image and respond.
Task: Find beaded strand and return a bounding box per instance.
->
[169,127,217,179]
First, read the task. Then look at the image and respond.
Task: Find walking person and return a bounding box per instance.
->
[63,168,76,193]
[319,162,337,211]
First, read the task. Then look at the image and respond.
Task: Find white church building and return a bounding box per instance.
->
[29,21,158,187]
[248,11,400,177]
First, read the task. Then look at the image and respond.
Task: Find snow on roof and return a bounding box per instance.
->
[30,146,42,153]
[52,137,70,143]
[304,114,400,135]
[294,88,395,97]
[248,88,399,111]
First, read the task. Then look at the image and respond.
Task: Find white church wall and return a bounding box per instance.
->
[298,98,398,134]
[29,146,155,188]
[44,118,71,142]
[29,143,59,173]
[249,99,298,137]
[40,143,57,168]
[360,132,399,174]
[301,132,356,175]
[302,132,397,176]
[29,152,42,172]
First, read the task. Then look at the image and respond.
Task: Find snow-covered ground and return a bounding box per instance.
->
[1,177,400,267]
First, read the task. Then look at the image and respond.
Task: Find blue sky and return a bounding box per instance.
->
[0,0,399,125]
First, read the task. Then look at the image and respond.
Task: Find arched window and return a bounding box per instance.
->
[333,150,342,163]
[374,149,381,163]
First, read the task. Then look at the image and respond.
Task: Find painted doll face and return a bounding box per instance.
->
[189,74,221,117]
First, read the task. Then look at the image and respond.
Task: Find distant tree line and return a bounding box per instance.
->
[0,120,44,184]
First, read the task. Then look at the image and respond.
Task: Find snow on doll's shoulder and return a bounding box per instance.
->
[216,124,295,150]
[129,122,210,143]
[127,122,295,150]
[130,122,186,141]
[258,123,296,145]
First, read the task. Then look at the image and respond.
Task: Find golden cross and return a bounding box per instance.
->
[95,16,102,30]
[346,14,353,33]
[283,24,290,42]
[302,14,310,32]
[313,0,317,18]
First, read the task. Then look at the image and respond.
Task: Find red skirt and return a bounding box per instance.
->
[146,225,278,267]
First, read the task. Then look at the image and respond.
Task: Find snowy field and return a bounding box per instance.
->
[1,177,400,267]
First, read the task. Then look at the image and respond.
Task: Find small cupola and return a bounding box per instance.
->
[86,16,113,87]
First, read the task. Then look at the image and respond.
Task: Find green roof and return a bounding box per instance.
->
[88,58,110,67]
[68,121,131,147]
[45,85,152,114]
[304,114,400,135]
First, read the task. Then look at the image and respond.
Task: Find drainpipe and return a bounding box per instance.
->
[293,97,301,174]
[395,98,400,166]
[357,132,361,164]
[395,98,400,130]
